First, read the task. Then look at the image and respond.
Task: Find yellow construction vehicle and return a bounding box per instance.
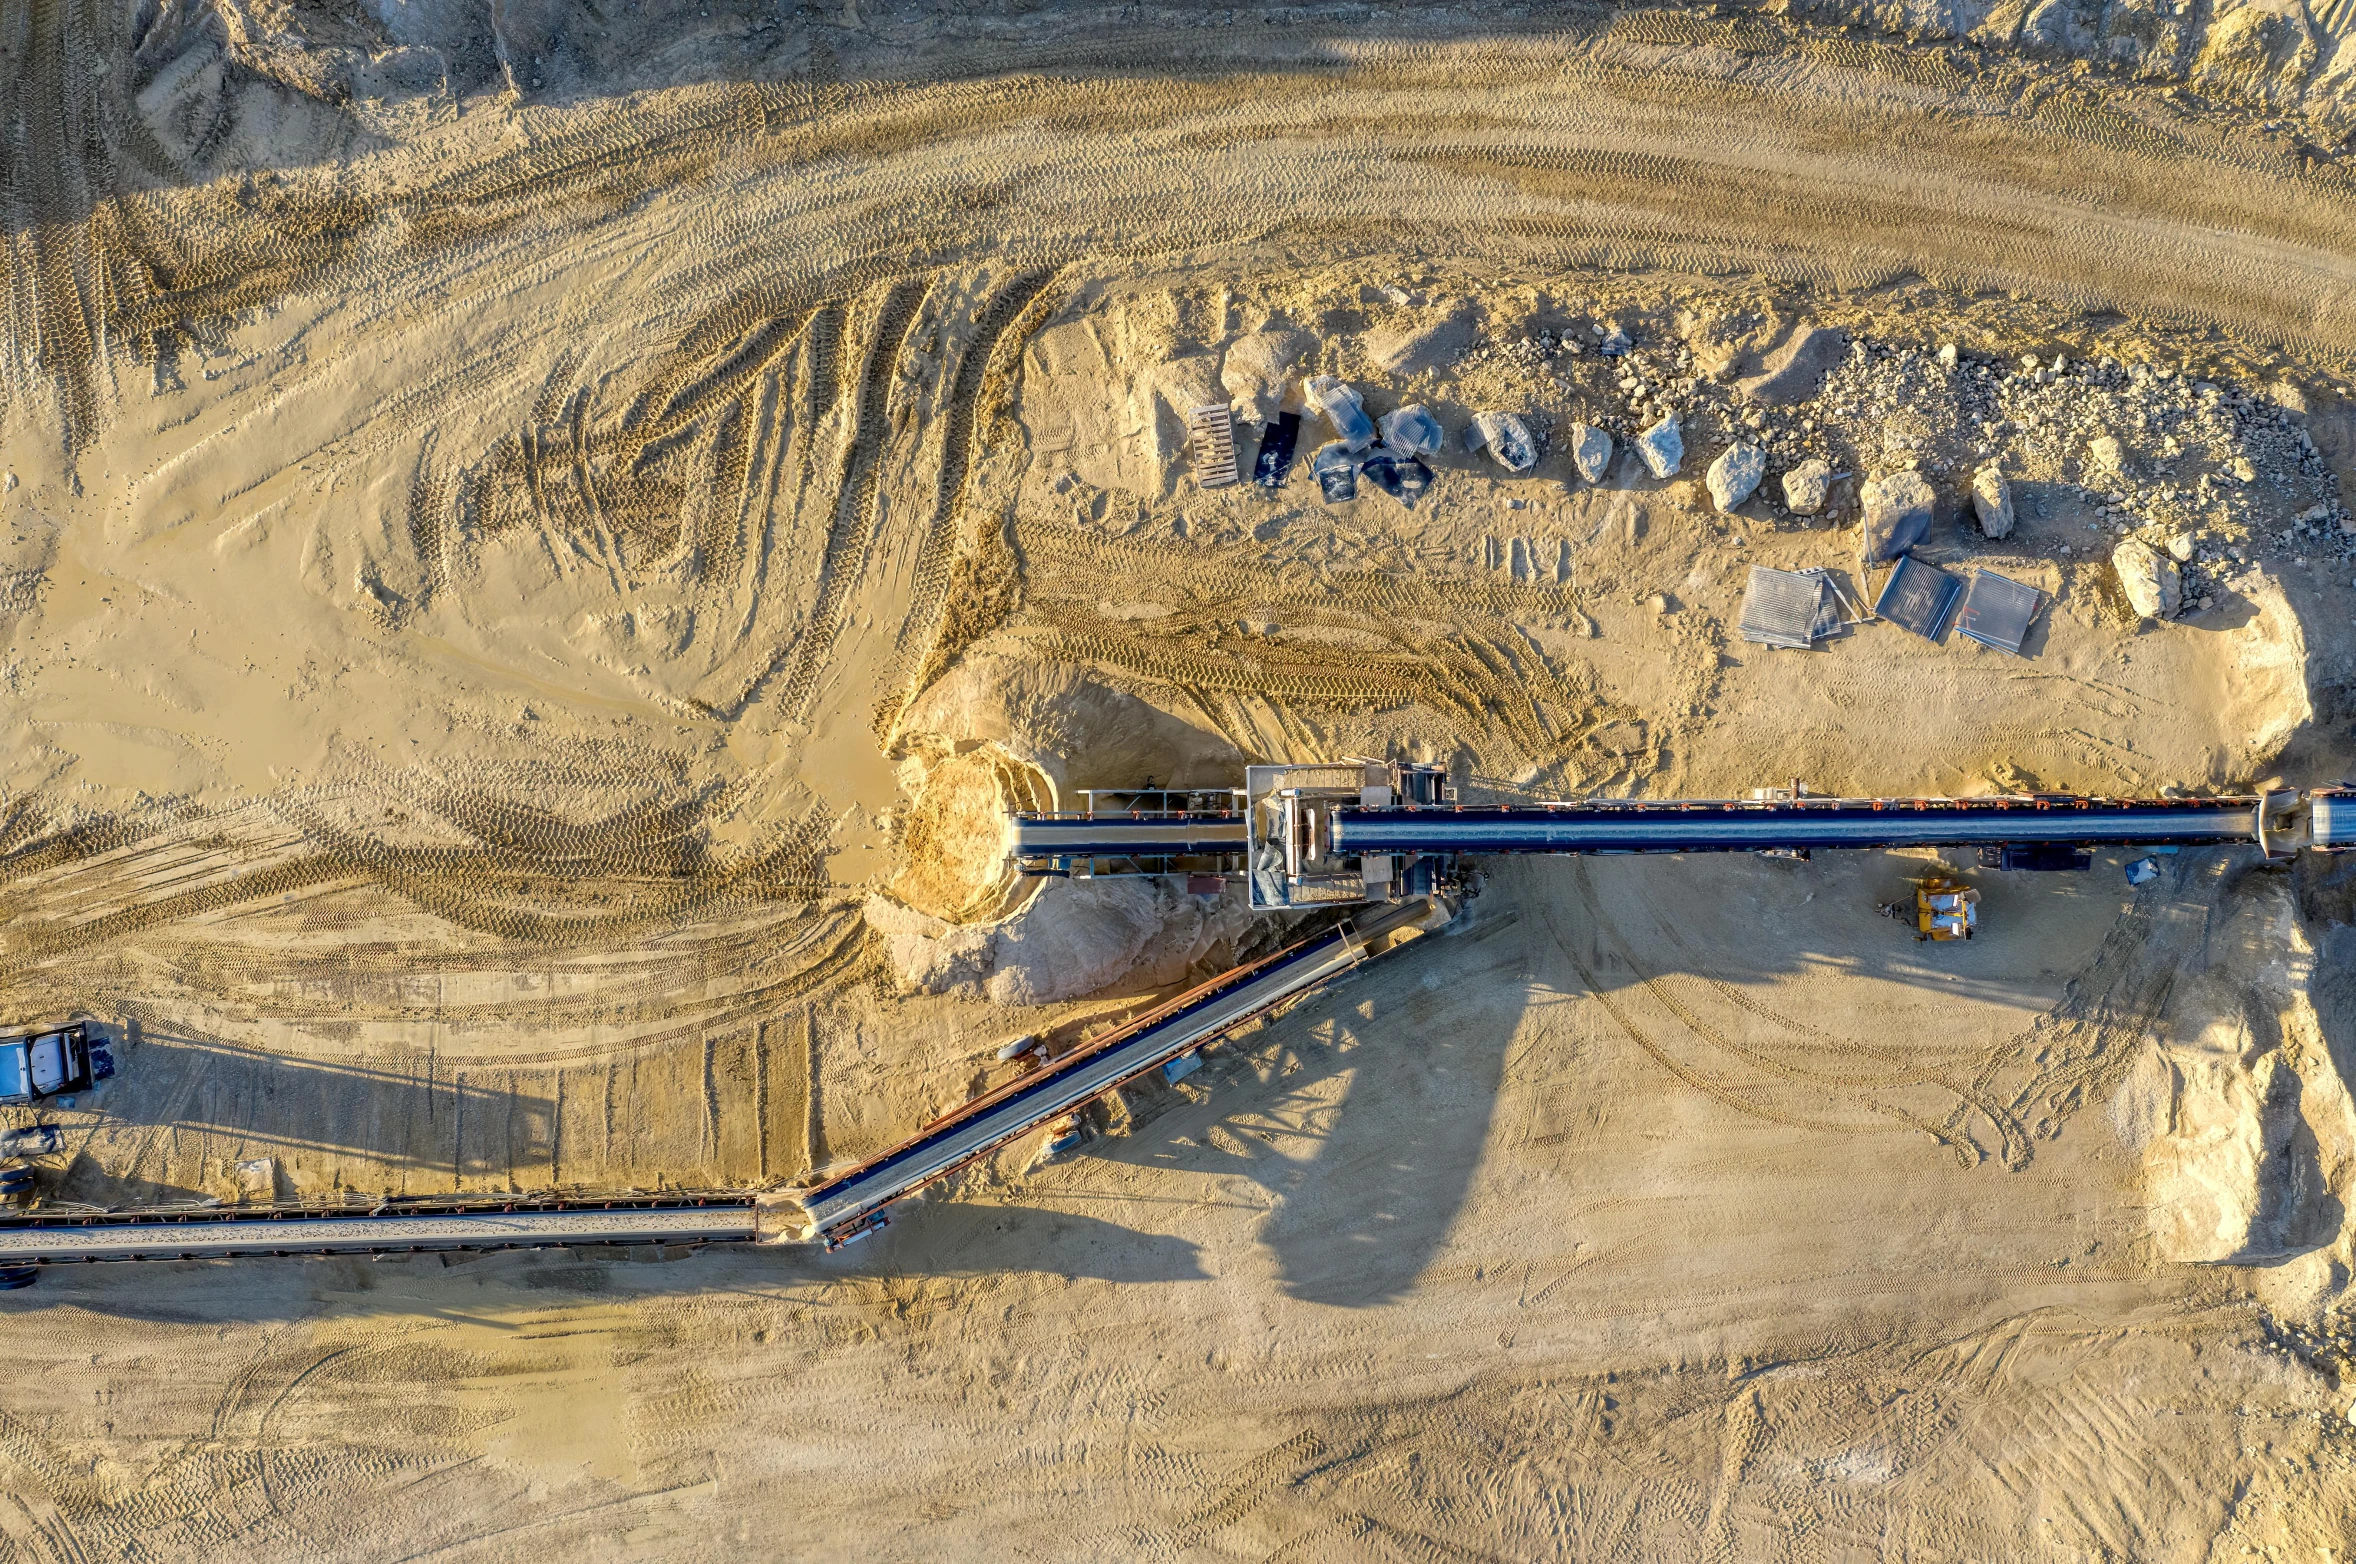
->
[1914,873,1979,941]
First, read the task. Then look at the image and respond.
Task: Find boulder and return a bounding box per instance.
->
[1219,329,1312,423]
[1467,411,1538,472]
[1859,470,1934,561]
[1970,466,2015,539]
[1781,458,1835,515]
[1706,444,1765,512]
[1569,423,1613,484]
[1634,413,1683,479]
[2114,536,2182,619]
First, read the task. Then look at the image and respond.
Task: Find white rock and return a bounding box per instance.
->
[1634,413,1682,479]
[1469,411,1538,472]
[1859,470,1934,561]
[1781,458,1834,515]
[2163,528,2196,564]
[1569,423,1613,484]
[1970,466,2015,540]
[2113,536,2181,619]
[1706,444,1765,513]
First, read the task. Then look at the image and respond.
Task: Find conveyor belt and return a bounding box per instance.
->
[798,897,1439,1244]
[1011,814,1248,859]
[0,1195,758,1264]
[1327,796,2265,855]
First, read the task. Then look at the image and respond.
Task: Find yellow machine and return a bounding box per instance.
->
[1915,874,1980,941]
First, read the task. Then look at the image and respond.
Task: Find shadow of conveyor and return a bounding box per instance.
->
[8,1201,1210,1327]
[1081,903,1536,1309]
[40,1021,554,1187]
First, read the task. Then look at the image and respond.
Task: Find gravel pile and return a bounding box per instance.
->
[1422,305,2351,616]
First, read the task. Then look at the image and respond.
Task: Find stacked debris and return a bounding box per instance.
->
[1872,555,1963,640]
[1954,570,2043,655]
[1738,566,1862,650]
[1188,404,1240,490]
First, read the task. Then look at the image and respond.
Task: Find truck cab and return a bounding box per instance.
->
[0,1024,108,1107]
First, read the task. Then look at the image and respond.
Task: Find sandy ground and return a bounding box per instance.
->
[4,1,2356,1558]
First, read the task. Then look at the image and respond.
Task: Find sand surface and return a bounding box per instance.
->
[4,1,2356,1557]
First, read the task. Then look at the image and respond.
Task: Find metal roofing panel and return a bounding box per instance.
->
[1873,555,1963,640]
[1955,569,2042,655]
[1739,566,1831,649]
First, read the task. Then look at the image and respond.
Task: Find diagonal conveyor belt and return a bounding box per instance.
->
[798,896,1440,1244]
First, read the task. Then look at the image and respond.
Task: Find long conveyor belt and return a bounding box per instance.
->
[1016,794,2281,865]
[1327,794,2273,856]
[0,1193,760,1265]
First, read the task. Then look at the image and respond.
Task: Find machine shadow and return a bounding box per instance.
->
[1086,904,1536,1310]
[70,1022,551,1181]
[14,1202,1208,1326]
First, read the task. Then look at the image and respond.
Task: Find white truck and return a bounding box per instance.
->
[0,1023,110,1107]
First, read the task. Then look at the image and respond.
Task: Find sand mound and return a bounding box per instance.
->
[888,747,1034,924]
[2113,869,2356,1314]
[866,875,1244,1007]
[899,641,1240,796]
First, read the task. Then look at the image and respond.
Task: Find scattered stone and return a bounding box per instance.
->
[1466,411,1538,472]
[2087,433,2125,474]
[1634,413,1683,479]
[1860,470,1934,561]
[1782,458,1835,516]
[2231,456,2257,483]
[1936,342,1958,368]
[1970,466,2015,540]
[1707,443,1765,513]
[1378,403,1445,458]
[2163,528,2196,564]
[1569,423,1613,484]
[2114,535,2182,619]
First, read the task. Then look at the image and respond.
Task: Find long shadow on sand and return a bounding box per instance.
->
[58,1024,553,1189]
[1073,904,1536,1310]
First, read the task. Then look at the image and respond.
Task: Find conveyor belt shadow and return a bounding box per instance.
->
[1094,906,1529,1310]
[65,1024,554,1178]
